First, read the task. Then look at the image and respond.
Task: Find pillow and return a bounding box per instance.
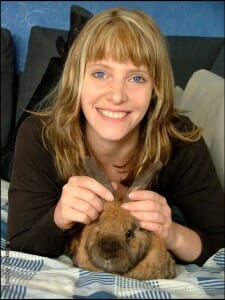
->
[1,28,15,147]
[210,102,224,190]
[1,56,64,181]
[173,85,184,109]
[16,26,68,124]
[177,69,224,148]
[177,69,224,189]
[16,5,93,125]
[1,27,67,181]
[1,5,93,181]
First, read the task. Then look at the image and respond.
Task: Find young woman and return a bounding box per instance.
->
[7,7,224,265]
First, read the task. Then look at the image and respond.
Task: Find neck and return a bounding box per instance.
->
[85,127,139,174]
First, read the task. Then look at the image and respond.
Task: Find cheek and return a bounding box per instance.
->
[131,95,151,115]
[81,88,92,105]
[129,86,153,110]
[80,90,95,114]
[81,76,96,106]
[81,86,104,107]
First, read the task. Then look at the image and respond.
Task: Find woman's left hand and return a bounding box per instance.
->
[121,190,172,240]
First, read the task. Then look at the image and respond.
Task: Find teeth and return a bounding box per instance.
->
[98,109,127,119]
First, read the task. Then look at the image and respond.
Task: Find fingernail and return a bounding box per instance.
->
[128,192,134,199]
[106,192,114,201]
[122,204,128,209]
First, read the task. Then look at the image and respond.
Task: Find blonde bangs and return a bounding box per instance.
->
[86,19,151,68]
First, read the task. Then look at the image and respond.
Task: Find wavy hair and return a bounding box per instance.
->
[35,7,201,181]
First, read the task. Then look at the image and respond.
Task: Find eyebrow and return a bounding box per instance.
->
[87,63,149,74]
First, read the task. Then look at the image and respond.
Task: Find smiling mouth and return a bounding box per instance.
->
[98,109,128,119]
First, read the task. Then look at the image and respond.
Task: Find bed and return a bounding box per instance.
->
[1,179,224,299]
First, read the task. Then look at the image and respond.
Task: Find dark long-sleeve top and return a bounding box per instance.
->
[7,115,224,265]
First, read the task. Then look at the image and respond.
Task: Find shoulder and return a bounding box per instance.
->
[15,114,47,155]
[16,114,44,145]
[158,133,222,203]
[160,114,213,183]
[172,137,209,167]
[160,131,216,192]
[171,114,209,167]
[18,114,42,134]
[13,114,58,180]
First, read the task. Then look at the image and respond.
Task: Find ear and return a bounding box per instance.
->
[83,157,116,196]
[127,161,163,194]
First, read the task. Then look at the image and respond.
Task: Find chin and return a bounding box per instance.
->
[100,134,127,142]
[96,126,138,143]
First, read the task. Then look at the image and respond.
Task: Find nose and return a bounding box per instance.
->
[106,79,127,104]
[98,237,122,258]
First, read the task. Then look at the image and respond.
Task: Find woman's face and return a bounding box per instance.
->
[81,59,153,143]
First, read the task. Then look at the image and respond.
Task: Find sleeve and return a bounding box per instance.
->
[159,137,224,265]
[7,116,73,257]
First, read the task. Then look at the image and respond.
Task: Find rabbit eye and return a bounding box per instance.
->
[126,230,134,239]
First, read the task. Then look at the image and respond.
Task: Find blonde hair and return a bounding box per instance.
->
[35,7,201,181]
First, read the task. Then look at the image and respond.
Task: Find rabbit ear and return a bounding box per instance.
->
[127,161,163,195]
[83,157,115,196]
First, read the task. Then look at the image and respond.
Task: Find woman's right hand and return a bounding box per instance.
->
[53,176,114,231]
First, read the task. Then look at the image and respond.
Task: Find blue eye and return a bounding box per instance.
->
[94,71,105,78]
[132,76,145,83]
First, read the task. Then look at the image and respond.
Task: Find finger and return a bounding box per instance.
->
[54,200,93,230]
[68,186,104,213]
[128,190,167,208]
[69,176,114,201]
[130,211,164,224]
[129,190,153,200]
[61,197,101,224]
[122,199,162,212]
[67,208,93,225]
[69,196,102,221]
[138,221,167,238]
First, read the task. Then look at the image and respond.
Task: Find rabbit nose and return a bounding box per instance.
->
[98,237,122,258]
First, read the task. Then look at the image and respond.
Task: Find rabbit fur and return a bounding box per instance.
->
[69,158,176,280]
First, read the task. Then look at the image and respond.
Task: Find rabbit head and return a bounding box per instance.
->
[69,157,176,280]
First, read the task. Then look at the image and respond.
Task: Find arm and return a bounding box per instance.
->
[7,115,114,257]
[7,116,67,257]
[122,137,224,265]
[160,137,224,264]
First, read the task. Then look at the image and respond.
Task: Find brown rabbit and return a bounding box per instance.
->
[69,157,176,280]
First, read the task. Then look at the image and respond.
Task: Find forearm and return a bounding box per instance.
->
[8,207,67,257]
[166,222,202,263]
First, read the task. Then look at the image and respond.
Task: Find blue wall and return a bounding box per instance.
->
[1,1,224,74]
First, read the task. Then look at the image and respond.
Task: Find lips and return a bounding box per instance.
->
[98,109,128,119]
